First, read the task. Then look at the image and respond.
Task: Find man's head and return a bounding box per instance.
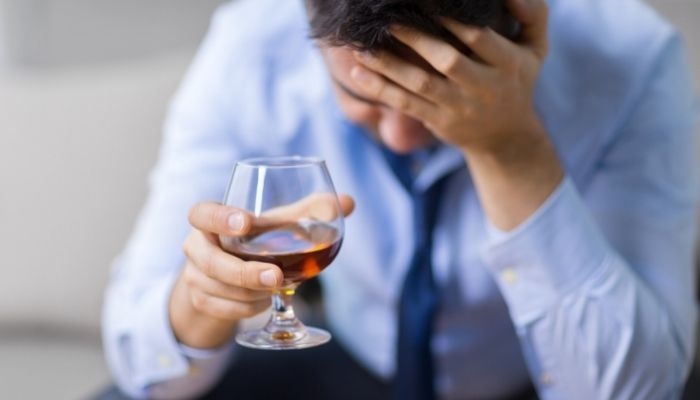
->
[308,0,511,52]
[306,0,515,154]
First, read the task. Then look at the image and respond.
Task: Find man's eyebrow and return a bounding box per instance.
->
[332,77,384,106]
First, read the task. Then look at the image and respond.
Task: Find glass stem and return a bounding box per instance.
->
[272,287,297,321]
[265,286,305,340]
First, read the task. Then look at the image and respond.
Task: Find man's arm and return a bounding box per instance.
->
[351,0,562,230]
[350,0,697,397]
[102,3,256,397]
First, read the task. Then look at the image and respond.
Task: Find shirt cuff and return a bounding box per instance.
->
[129,273,191,389]
[480,177,610,327]
[128,273,236,397]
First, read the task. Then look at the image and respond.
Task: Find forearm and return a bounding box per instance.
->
[481,179,694,399]
[463,122,564,231]
[523,259,686,399]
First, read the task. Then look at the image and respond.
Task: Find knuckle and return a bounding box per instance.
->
[412,73,433,94]
[190,290,208,311]
[393,92,411,111]
[200,247,217,277]
[236,262,249,288]
[372,81,388,100]
[182,266,198,286]
[182,235,194,259]
[468,28,486,46]
[437,52,462,76]
[207,208,220,232]
[187,203,202,226]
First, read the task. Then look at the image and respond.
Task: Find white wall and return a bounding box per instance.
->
[0,0,224,69]
[0,0,224,336]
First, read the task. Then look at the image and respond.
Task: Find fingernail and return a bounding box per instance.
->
[350,66,370,84]
[260,270,278,287]
[228,212,245,232]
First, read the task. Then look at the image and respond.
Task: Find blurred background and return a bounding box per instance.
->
[0,0,697,398]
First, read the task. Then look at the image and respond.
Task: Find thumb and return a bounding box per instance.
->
[338,194,356,218]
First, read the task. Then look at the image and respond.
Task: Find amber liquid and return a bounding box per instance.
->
[226,221,342,284]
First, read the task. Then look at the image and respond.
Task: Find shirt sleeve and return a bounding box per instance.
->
[101,3,251,398]
[480,36,698,399]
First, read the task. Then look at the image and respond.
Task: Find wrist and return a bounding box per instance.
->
[462,127,565,231]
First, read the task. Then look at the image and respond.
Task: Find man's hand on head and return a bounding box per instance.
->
[350,0,550,158]
[350,0,562,230]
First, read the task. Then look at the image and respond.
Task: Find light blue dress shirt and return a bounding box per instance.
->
[102,0,699,398]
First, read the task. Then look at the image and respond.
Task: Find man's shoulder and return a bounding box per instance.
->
[550,0,676,72]
[542,0,684,184]
[193,0,327,147]
[211,0,308,55]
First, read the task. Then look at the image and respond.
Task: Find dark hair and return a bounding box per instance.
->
[307,0,509,52]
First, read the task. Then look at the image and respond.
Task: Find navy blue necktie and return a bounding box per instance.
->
[382,149,453,400]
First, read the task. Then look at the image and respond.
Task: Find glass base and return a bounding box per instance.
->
[236,327,331,350]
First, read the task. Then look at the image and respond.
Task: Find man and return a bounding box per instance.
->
[102,0,698,398]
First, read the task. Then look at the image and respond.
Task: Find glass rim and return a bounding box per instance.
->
[235,155,326,168]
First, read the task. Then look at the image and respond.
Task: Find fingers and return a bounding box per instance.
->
[441,20,519,70]
[337,194,355,218]
[244,193,354,238]
[183,230,282,290]
[506,0,549,58]
[350,64,439,122]
[188,202,252,237]
[189,286,271,321]
[257,193,353,226]
[353,50,452,104]
[183,263,271,320]
[389,26,490,88]
[183,263,271,303]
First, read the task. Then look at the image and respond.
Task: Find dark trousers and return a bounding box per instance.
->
[95,339,390,400]
[96,337,539,400]
[201,339,391,400]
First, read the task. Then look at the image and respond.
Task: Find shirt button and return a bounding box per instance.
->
[158,354,173,368]
[540,372,554,386]
[500,267,518,284]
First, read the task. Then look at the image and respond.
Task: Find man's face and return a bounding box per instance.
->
[320,45,435,154]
